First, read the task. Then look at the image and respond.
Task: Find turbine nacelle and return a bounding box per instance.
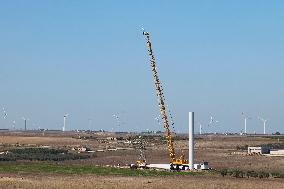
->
[22,117,29,121]
[258,116,268,123]
[241,112,252,119]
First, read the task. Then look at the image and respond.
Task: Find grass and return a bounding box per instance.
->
[261,136,284,140]
[0,163,202,177]
[0,148,93,161]
[217,168,284,179]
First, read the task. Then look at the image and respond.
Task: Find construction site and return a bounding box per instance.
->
[1,1,284,188]
[0,131,283,188]
[0,30,283,189]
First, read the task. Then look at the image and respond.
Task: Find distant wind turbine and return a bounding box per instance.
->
[113,114,120,131]
[155,115,162,130]
[155,116,161,124]
[208,115,219,133]
[208,116,219,126]
[88,118,92,130]
[198,122,202,135]
[258,116,268,135]
[22,117,29,131]
[63,114,69,132]
[241,112,252,134]
[2,107,7,119]
[12,120,16,130]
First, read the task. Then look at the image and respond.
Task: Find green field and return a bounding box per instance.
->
[0,148,93,161]
[0,163,201,177]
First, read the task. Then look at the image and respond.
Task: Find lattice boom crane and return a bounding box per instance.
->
[142,30,188,166]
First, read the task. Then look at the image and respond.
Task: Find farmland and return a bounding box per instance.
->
[0,131,283,188]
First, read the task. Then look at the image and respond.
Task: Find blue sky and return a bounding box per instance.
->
[0,1,284,133]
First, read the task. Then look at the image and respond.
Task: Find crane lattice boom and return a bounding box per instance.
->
[143,31,187,165]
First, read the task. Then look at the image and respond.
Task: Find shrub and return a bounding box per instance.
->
[246,170,257,178]
[257,171,269,179]
[232,169,242,178]
[220,169,227,177]
[0,148,94,161]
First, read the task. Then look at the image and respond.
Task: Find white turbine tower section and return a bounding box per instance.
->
[198,122,202,135]
[258,116,268,135]
[22,117,29,131]
[12,120,16,130]
[63,114,69,132]
[241,112,252,134]
[188,112,194,170]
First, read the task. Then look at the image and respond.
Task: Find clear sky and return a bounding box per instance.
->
[0,1,284,133]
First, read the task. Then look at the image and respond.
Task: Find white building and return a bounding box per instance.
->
[200,162,209,170]
[270,149,284,156]
[248,147,269,154]
[194,164,201,169]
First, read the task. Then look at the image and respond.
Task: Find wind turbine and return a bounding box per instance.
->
[22,117,29,131]
[88,118,92,131]
[113,114,120,132]
[208,116,219,126]
[208,115,219,134]
[2,107,7,119]
[141,26,145,33]
[63,114,69,132]
[155,115,161,125]
[241,112,252,134]
[12,120,16,130]
[258,116,268,135]
[1,107,8,129]
[155,115,162,132]
[198,122,203,135]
